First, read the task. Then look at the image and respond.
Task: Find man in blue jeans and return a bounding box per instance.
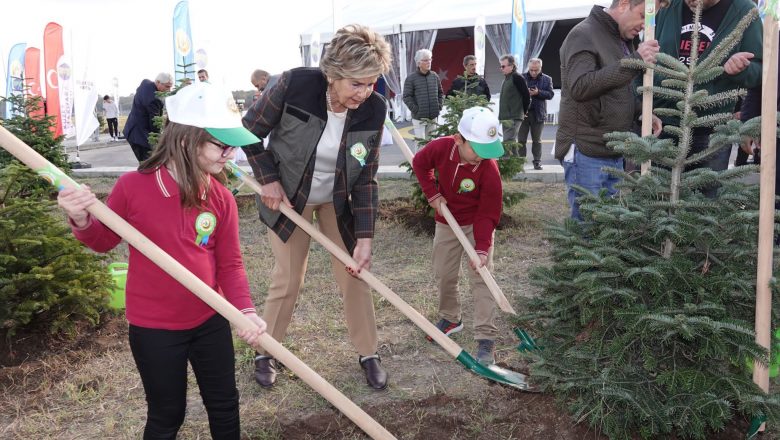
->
[556,0,662,220]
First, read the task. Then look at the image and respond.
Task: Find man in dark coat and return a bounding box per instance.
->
[446,55,491,101]
[123,72,173,161]
[403,48,443,147]
[519,57,554,169]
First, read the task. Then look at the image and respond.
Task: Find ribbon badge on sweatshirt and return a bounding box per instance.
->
[350,142,367,166]
[458,178,475,193]
[195,212,217,246]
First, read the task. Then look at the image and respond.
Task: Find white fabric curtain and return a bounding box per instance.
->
[486,21,555,72]
[382,33,403,119]
[300,44,327,67]
[523,21,556,72]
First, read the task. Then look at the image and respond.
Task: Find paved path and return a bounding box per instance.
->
[68,122,565,182]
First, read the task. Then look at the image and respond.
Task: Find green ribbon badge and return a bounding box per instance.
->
[194,212,217,246]
[350,142,367,166]
[458,178,475,193]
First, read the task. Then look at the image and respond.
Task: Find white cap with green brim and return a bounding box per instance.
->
[165,82,260,147]
[457,106,504,159]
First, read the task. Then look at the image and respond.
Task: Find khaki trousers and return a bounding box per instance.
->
[261,203,378,356]
[432,222,498,340]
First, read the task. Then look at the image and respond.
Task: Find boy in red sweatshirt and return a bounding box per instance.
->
[412,106,504,365]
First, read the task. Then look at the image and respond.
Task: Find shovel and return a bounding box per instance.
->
[225,161,533,391]
[0,126,396,440]
[383,118,516,314]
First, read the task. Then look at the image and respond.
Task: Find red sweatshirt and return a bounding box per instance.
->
[72,168,255,330]
[412,136,503,255]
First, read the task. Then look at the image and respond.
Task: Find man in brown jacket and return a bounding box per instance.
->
[556,0,662,220]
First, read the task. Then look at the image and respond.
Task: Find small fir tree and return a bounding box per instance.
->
[517,6,780,439]
[0,92,112,337]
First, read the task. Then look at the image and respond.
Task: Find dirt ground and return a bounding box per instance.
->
[0,179,769,439]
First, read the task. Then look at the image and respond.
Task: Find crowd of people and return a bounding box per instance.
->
[60,0,779,435]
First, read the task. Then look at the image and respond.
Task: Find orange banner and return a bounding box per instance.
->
[43,22,63,136]
[24,47,44,119]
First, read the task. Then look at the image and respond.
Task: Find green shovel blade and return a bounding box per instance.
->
[456,350,536,392]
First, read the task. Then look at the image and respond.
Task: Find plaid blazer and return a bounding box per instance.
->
[241,68,385,253]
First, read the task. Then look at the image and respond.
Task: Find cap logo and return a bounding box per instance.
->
[226,97,240,115]
[487,127,497,138]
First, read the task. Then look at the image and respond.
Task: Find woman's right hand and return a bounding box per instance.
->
[260,181,292,211]
[57,186,97,228]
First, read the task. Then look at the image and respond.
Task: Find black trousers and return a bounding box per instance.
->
[129,314,241,440]
[107,118,119,138]
[129,142,151,162]
[517,112,544,162]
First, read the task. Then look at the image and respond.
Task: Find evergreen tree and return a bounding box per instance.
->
[0,93,112,337]
[517,7,780,439]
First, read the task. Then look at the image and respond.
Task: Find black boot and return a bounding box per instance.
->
[254,355,279,388]
[359,354,388,390]
[533,161,543,170]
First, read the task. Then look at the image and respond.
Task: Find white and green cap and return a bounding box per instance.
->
[165,82,260,147]
[457,106,504,159]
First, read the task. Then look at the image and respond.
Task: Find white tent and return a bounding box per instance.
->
[300,0,610,45]
[300,0,610,120]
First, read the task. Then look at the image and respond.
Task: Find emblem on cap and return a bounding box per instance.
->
[227,98,240,114]
[488,127,497,137]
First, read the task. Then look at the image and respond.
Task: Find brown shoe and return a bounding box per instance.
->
[254,355,278,388]
[359,354,388,390]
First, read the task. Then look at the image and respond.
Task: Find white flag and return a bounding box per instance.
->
[74,79,98,146]
[474,16,486,76]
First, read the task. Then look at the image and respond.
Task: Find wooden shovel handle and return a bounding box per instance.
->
[385,120,516,314]
[0,126,395,440]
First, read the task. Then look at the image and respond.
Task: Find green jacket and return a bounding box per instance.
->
[654,0,763,124]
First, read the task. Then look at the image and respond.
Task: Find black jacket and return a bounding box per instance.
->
[447,74,491,101]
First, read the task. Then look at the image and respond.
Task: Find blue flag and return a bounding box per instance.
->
[5,42,26,119]
[173,0,195,84]
[510,0,527,71]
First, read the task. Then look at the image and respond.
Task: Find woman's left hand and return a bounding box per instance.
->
[346,238,372,277]
[237,312,267,347]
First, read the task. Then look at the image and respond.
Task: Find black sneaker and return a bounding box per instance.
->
[533,161,543,170]
[426,318,464,342]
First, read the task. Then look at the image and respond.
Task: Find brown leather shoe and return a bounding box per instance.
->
[254,355,278,388]
[359,354,388,390]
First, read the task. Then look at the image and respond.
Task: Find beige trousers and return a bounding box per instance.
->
[432,222,498,340]
[261,203,378,356]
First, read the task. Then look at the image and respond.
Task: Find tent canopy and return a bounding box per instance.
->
[300,0,610,45]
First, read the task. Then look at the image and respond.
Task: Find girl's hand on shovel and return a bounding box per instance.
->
[57,185,97,228]
[346,238,372,277]
[236,312,267,347]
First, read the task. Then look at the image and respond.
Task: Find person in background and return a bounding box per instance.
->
[242,24,393,391]
[123,72,173,162]
[57,82,266,439]
[519,58,554,170]
[103,95,119,142]
[403,48,444,148]
[446,55,491,101]
[198,69,209,83]
[249,69,270,107]
[497,54,530,159]
[412,107,504,366]
[556,0,662,220]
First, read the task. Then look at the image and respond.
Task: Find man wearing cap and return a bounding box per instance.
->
[412,107,504,366]
[556,0,661,220]
[123,72,174,162]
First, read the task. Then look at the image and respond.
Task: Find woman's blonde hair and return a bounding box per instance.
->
[319,24,392,80]
[140,122,225,209]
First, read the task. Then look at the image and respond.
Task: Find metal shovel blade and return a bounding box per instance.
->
[456,351,537,392]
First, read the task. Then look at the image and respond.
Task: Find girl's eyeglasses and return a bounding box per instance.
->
[210,139,237,158]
